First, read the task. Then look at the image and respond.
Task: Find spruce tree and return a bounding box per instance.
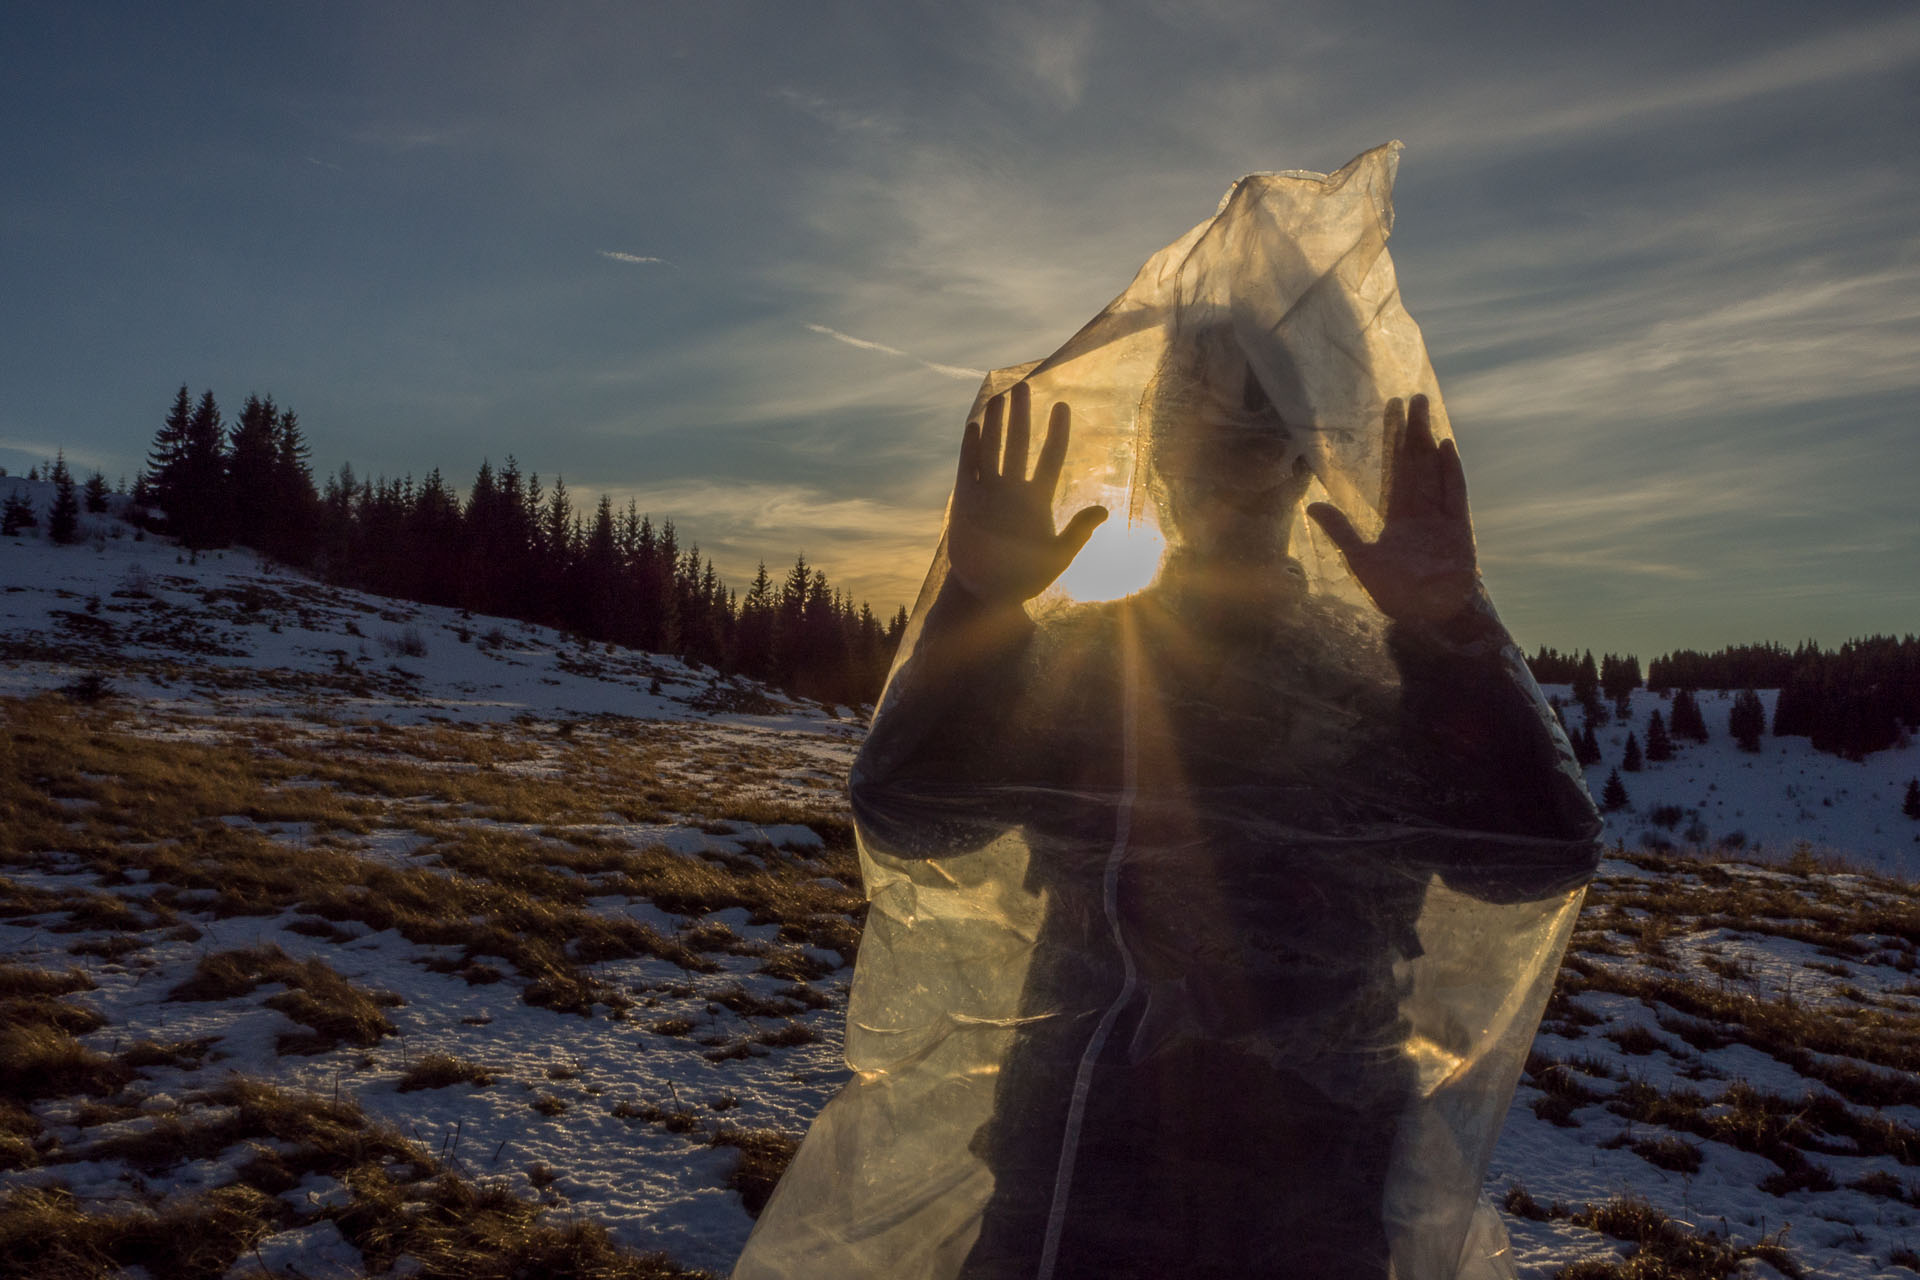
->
[1670,688,1709,743]
[1577,723,1601,766]
[82,470,110,513]
[1729,688,1766,753]
[1905,779,1920,821]
[1,490,35,535]
[1601,768,1629,811]
[48,452,80,544]
[148,385,192,515]
[268,407,319,564]
[1622,732,1642,772]
[225,394,279,551]
[1572,650,1599,705]
[175,390,229,548]
[1645,710,1674,762]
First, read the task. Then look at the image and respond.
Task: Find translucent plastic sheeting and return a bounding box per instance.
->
[732,142,1601,1280]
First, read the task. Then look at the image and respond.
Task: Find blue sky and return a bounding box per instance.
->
[3,1,1915,656]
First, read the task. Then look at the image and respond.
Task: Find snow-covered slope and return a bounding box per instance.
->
[0,475,860,732]
[1550,686,1920,880]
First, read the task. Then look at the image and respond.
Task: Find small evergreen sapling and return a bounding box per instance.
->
[1601,769,1629,812]
[1622,733,1643,772]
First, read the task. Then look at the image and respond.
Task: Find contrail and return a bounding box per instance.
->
[805,323,983,381]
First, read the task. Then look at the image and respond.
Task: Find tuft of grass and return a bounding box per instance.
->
[612,1100,708,1135]
[0,1182,279,1280]
[1506,1188,1805,1279]
[708,1127,801,1218]
[117,1037,214,1070]
[395,1054,496,1093]
[0,1024,132,1100]
[168,944,401,1054]
[0,963,93,999]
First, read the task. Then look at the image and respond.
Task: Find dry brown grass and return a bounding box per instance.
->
[1504,1187,1803,1279]
[707,1127,801,1218]
[0,1182,281,1280]
[0,1024,133,1100]
[168,944,401,1054]
[0,963,93,999]
[395,1054,497,1093]
[0,1073,713,1280]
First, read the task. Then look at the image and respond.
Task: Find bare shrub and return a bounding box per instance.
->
[380,626,428,658]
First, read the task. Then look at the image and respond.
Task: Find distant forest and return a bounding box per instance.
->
[1527,641,1920,762]
[125,386,907,706]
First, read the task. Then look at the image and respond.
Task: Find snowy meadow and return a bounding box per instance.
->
[4,483,1920,1279]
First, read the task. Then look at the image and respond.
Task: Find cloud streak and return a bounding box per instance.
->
[804,323,985,381]
[599,250,671,266]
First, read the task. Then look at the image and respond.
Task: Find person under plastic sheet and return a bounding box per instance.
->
[846,356,1598,1279]
[730,145,1602,1280]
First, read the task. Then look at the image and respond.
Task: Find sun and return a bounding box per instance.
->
[1053,506,1167,603]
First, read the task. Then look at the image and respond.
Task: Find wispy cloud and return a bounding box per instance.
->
[769,87,901,137]
[598,250,671,266]
[0,439,115,471]
[305,156,345,173]
[996,4,1098,110]
[1401,10,1920,160]
[804,323,984,381]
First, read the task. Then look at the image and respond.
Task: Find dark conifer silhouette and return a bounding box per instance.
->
[1904,779,1920,821]
[1644,710,1674,763]
[48,452,81,544]
[1600,652,1641,716]
[1669,688,1709,743]
[2,489,36,536]
[1728,688,1766,753]
[1571,650,1599,707]
[82,470,111,513]
[225,394,280,550]
[1524,646,1579,685]
[1621,732,1642,773]
[1601,769,1629,811]
[1576,723,1601,766]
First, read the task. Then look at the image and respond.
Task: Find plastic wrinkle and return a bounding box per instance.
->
[732,142,1600,1280]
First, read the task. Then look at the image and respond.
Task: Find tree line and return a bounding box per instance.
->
[1530,637,1920,761]
[132,385,907,706]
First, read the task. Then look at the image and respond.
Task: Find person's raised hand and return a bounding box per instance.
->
[948,382,1108,607]
[1307,394,1479,625]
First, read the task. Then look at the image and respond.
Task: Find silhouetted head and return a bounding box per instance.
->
[1143,325,1314,568]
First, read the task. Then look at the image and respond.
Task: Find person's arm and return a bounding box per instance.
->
[850,383,1107,853]
[1308,397,1600,888]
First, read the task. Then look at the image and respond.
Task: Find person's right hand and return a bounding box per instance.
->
[948,381,1107,606]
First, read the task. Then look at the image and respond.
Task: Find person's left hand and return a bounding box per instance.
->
[1307,394,1480,625]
